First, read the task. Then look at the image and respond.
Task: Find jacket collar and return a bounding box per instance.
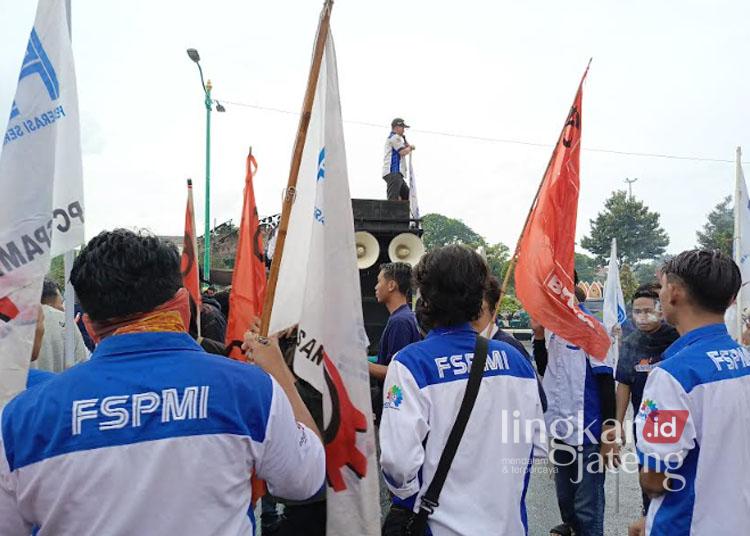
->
[91,332,204,360]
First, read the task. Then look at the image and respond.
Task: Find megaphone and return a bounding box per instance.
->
[388,233,425,266]
[355,231,380,270]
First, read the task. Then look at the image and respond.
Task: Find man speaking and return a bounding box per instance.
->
[382,117,415,201]
[0,230,325,535]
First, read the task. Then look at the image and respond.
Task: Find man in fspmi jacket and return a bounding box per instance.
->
[0,230,325,536]
[379,245,547,535]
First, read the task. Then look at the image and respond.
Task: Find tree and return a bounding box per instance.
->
[499,295,521,314]
[696,196,732,256]
[581,190,669,265]
[575,252,599,283]
[421,213,484,251]
[620,263,639,303]
[47,255,65,288]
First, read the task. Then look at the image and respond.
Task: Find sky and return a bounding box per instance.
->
[1,0,748,257]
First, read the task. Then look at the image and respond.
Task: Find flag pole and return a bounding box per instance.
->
[500,58,592,303]
[735,146,743,340]
[62,0,77,365]
[260,0,334,336]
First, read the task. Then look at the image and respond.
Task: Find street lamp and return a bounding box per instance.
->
[186,47,224,282]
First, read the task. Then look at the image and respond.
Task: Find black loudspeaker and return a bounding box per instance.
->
[352,199,422,355]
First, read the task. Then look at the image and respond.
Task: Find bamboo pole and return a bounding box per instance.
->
[260,0,334,336]
[499,59,592,304]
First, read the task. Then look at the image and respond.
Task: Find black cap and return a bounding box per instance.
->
[391,117,410,128]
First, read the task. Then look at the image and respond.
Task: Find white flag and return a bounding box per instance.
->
[0,0,85,406]
[408,154,420,221]
[603,238,626,363]
[727,153,750,341]
[269,34,379,536]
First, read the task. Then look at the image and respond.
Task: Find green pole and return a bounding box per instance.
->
[203,80,212,281]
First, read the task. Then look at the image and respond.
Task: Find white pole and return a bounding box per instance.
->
[62,0,78,364]
[64,251,76,363]
[735,147,743,341]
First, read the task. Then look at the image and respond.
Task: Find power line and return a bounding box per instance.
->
[218,98,748,165]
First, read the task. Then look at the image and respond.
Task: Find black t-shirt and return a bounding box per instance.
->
[616,323,679,413]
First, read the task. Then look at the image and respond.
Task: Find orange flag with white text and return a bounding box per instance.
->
[225,153,267,359]
[514,63,610,359]
[180,179,202,322]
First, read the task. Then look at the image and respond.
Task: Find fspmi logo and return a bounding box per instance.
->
[10,28,59,120]
[71,386,210,435]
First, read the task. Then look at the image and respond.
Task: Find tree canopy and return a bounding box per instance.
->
[421,213,484,250]
[696,195,732,256]
[580,190,669,265]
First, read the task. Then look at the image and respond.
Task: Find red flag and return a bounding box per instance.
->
[514,63,610,359]
[225,154,267,360]
[180,179,202,320]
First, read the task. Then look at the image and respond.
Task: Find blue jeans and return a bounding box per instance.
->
[551,440,606,536]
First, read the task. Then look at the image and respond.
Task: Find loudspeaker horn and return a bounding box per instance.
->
[388,233,425,266]
[355,231,380,270]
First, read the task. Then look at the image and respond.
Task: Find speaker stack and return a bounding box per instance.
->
[352,199,424,355]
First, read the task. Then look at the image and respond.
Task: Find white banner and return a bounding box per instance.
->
[269,34,379,535]
[408,154,419,221]
[0,0,85,406]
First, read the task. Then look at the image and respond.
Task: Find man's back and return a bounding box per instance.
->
[636,324,750,535]
[379,324,546,536]
[0,332,324,536]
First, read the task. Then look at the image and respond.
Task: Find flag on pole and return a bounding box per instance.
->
[225,153,266,359]
[603,238,626,363]
[268,33,379,536]
[180,179,202,323]
[0,0,85,406]
[407,154,420,221]
[727,147,749,341]
[514,64,611,359]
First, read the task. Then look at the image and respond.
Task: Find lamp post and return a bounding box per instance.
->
[186,48,225,282]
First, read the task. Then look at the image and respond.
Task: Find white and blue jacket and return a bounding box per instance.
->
[0,332,325,536]
[379,324,547,536]
[636,324,750,535]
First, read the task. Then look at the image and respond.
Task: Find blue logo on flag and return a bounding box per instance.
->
[617,305,627,324]
[10,28,59,119]
[317,148,326,181]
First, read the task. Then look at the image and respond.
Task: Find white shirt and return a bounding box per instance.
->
[0,332,325,535]
[635,324,750,535]
[33,304,89,372]
[379,324,546,536]
[383,132,407,177]
[542,331,614,446]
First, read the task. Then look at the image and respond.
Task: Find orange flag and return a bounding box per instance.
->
[180,179,202,326]
[514,63,610,359]
[225,153,267,360]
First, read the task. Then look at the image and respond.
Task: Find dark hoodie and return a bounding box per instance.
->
[616,323,680,413]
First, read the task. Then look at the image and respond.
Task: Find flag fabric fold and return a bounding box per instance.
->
[603,238,626,364]
[514,65,611,359]
[268,33,379,536]
[0,0,85,406]
[225,154,266,359]
[180,179,202,323]
[727,151,749,341]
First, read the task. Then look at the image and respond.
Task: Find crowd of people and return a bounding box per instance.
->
[1,229,749,535]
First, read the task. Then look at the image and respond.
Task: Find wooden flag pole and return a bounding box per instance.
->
[260,0,334,336]
[499,59,592,304]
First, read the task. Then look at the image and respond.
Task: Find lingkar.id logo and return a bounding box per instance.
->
[385,385,403,408]
[639,399,689,444]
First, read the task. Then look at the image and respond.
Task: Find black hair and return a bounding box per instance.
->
[214,288,231,318]
[661,249,740,314]
[379,262,413,296]
[70,229,182,321]
[575,286,587,303]
[484,275,501,310]
[632,282,660,303]
[413,245,488,330]
[41,278,60,304]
